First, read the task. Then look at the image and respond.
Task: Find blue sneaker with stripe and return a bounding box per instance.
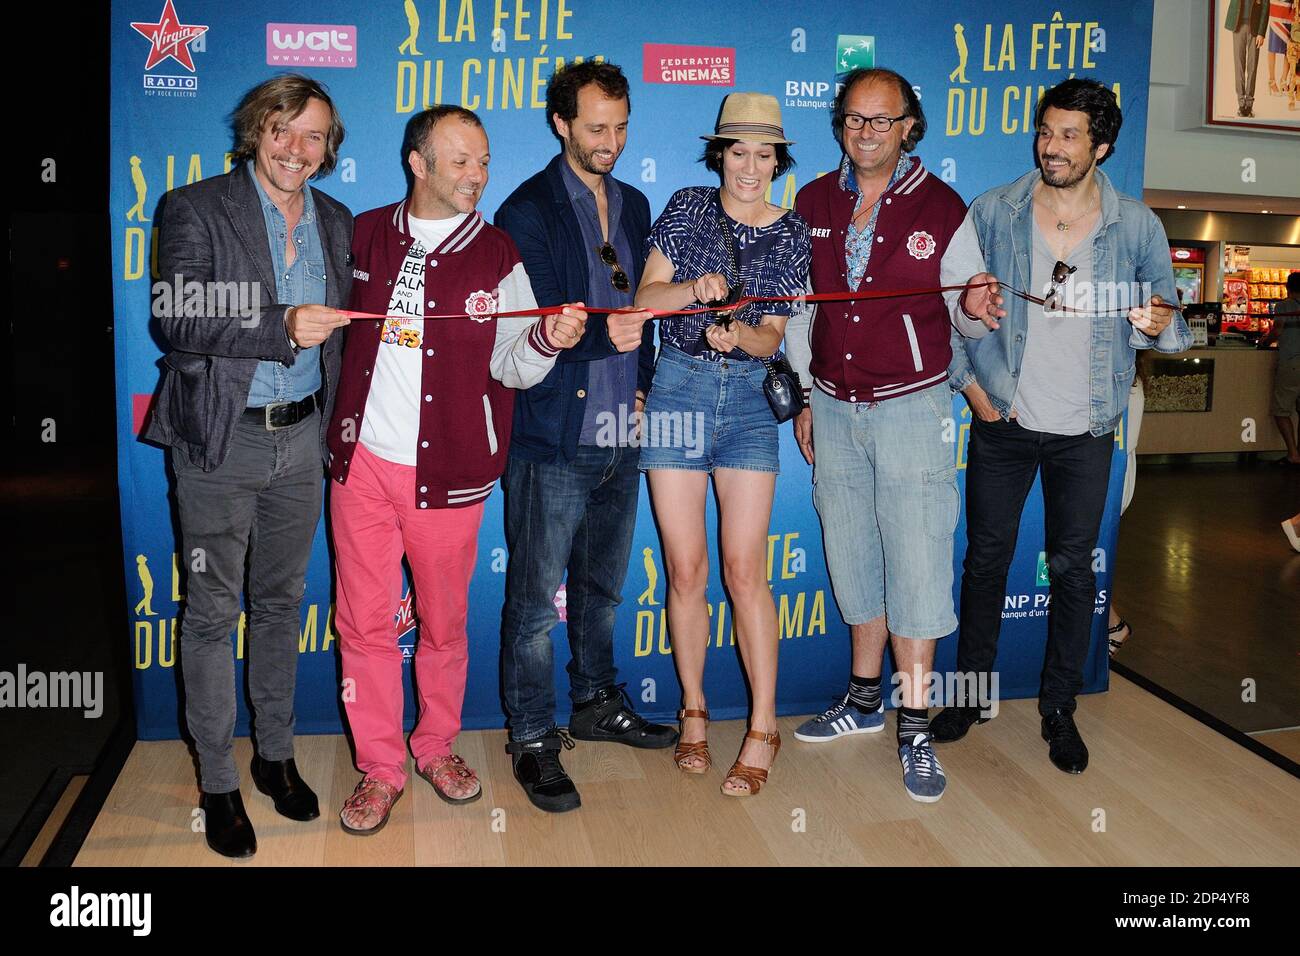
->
[793,695,884,742]
[899,733,947,803]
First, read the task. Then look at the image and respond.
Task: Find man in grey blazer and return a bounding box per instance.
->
[144,74,353,858]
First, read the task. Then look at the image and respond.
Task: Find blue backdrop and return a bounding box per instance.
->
[111,0,1152,740]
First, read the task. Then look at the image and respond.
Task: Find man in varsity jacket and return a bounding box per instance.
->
[785,67,967,804]
[324,106,588,834]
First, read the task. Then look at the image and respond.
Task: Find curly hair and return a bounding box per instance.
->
[1034,77,1122,164]
[545,60,630,139]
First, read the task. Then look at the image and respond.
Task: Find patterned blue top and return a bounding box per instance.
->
[649,186,811,361]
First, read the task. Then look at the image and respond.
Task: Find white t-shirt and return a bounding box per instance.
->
[360,213,467,465]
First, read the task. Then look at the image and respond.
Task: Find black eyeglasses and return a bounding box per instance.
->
[1045,260,1078,311]
[842,113,908,132]
[597,243,630,293]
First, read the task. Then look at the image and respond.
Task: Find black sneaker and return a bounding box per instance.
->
[506,729,581,813]
[928,706,989,743]
[1041,707,1089,774]
[567,684,678,749]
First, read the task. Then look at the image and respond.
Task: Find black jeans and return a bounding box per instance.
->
[957,417,1114,716]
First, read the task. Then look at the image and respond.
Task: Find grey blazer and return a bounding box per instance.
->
[143,163,354,471]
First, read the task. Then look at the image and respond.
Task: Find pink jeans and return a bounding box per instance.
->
[331,442,485,790]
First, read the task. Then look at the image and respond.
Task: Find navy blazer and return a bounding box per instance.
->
[495,153,655,465]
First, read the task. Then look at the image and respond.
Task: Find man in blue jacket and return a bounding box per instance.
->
[495,61,676,813]
[936,78,1190,774]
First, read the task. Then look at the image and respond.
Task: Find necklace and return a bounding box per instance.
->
[1041,186,1098,233]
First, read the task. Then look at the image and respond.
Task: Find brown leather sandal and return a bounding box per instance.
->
[674,708,711,774]
[721,729,781,797]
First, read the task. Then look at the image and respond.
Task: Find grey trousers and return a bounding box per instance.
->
[1233,25,1261,110]
[173,408,323,794]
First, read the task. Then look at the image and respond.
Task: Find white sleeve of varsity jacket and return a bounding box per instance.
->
[784,276,814,398]
[490,261,562,389]
[940,213,993,340]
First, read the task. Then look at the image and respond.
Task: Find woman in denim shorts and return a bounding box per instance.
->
[635,92,810,797]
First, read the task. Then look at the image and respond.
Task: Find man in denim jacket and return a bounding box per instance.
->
[935,78,1190,774]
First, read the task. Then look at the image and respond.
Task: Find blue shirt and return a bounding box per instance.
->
[245,163,326,407]
[558,159,639,445]
[648,186,811,361]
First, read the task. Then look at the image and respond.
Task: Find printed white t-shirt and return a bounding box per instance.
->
[360,213,467,465]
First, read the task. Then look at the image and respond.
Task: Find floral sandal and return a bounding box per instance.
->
[340,777,403,835]
[417,753,482,804]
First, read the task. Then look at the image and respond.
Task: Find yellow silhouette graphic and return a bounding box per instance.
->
[127,156,149,222]
[949,24,969,84]
[637,547,660,606]
[399,0,421,55]
[135,554,156,616]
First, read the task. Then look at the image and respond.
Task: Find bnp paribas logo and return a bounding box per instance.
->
[1036,552,1051,587]
[836,35,875,81]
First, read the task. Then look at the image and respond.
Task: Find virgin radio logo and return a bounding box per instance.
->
[267,23,358,68]
[130,0,208,97]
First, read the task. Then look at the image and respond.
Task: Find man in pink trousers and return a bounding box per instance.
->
[325,105,588,833]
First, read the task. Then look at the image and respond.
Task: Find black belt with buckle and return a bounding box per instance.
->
[245,394,317,430]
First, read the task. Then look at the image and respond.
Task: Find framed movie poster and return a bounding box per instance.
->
[1207,0,1300,132]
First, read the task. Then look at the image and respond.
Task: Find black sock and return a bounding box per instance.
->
[847,674,881,713]
[898,707,930,746]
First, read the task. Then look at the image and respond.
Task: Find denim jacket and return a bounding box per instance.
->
[941,168,1191,436]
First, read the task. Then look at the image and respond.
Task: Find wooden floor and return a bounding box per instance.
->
[74,675,1300,866]
[1114,461,1300,738]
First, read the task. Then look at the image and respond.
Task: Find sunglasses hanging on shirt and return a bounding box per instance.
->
[1044,259,1078,312]
[596,242,631,293]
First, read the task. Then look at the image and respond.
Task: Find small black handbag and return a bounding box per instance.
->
[713,192,806,424]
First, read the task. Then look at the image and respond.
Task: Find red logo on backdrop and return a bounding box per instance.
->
[906,231,936,260]
[642,43,735,86]
[266,23,357,68]
[131,0,208,72]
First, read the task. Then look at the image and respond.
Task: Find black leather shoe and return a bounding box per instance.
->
[567,684,678,749]
[200,790,257,858]
[251,756,320,821]
[1041,708,1089,774]
[929,706,989,743]
[506,730,581,813]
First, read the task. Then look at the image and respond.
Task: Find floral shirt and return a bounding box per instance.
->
[842,153,909,291]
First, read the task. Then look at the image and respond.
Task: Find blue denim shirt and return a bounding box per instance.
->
[557,159,638,445]
[246,163,326,406]
[941,168,1191,436]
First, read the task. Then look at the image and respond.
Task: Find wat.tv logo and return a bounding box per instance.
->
[131,0,208,97]
[835,34,875,84]
[267,23,358,68]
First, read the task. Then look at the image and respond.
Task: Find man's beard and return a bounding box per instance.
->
[568,139,619,176]
[1039,153,1094,189]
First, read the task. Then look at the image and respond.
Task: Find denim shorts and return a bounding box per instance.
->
[811,383,959,639]
[639,345,779,474]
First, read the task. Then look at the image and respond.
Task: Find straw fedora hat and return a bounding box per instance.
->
[700,92,795,145]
